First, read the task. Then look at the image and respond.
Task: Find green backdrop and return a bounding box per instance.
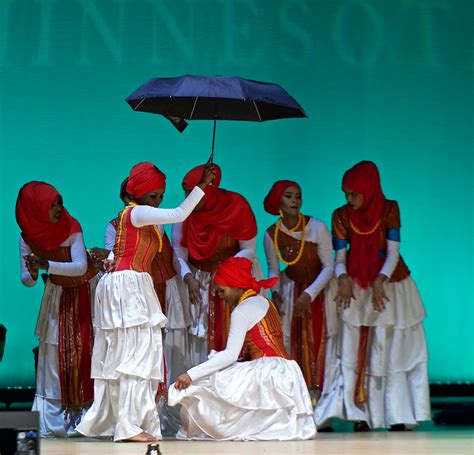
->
[0,0,472,387]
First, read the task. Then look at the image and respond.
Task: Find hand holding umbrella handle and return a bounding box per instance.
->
[197,164,217,189]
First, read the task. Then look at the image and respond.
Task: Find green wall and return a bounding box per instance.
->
[0,0,472,386]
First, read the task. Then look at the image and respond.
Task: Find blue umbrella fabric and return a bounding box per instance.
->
[125,75,306,122]
[125,75,306,161]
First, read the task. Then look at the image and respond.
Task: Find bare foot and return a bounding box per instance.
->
[122,431,158,442]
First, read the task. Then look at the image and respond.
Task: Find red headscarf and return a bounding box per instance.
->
[15,181,81,251]
[214,257,278,292]
[342,161,386,288]
[263,180,300,215]
[126,162,166,198]
[181,164,257,260]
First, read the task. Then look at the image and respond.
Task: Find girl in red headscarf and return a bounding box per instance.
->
[168,257,316,441]
[263,180,334,404]
[88,176,191,435]
[77,162,215,442]
[314,161,430,432]
[172,164,262,367]
[16,182,100,437]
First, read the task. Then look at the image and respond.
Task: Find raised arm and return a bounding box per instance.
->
[130,186,205,228]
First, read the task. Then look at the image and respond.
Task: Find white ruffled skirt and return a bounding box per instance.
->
[314,276,431,429]
[168,357,316,441]
[77,270,167,441]
[33,273,100,438]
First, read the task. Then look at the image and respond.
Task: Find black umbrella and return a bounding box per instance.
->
[125,75,306,162]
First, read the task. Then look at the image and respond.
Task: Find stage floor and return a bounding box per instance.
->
[41,426,474,455]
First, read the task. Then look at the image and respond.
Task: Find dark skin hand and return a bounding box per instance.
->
[24,254,49,280]
[334,274,355,310]
[372,274,389,311]
[174,372,192,390]
[184,273,203,305]
[293,291,312,316]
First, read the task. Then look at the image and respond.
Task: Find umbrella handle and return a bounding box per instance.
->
[208,118,217,164]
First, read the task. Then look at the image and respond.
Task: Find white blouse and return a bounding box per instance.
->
[19,232,88,287]
[106,186,204,260]
[263,217,334,300]
[187,295,268,381]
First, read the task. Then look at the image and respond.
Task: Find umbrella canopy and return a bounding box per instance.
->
[125,75,307,161]
[126,75,306,121]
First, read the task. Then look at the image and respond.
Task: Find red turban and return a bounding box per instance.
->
[341,161,386,288]
[181,164,257,261]
[214,257,279,292]
[126,162,166,198]
[15,181,81,251]
[264,180,300,215]
[182,164,222,189]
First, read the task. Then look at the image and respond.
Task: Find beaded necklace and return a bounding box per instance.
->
[238,289,257,304]
[349,218,381,236]
[273,212,305,266]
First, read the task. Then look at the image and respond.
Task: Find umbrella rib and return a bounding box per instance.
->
[252,99,262,121]
[190,97,199,119]
[133,97,146,111]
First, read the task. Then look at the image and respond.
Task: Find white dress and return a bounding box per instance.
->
[77,187,204,441]
[314,240,431,429]
[104,221,191,384]
[20,233,100,438]
[168,295,317,441]
[172,224,263,367]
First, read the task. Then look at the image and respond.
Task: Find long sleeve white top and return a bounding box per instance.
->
[130,186,204,228]
[19,232,88,287]
[172,222,257,278]
[263,217,334,300]
[104,222,117,251]
[187,295,268,381]
[106,187,204,261]
[334,239,400,279]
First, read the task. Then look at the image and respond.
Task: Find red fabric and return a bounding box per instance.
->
[181,164,257,260]
[355,326,370,404]
[263,180,300,215]
[214,257,278,292]
[342,161,386,288]
[15,181,81,251]
[58,282,93,408]
[126,162,166,198]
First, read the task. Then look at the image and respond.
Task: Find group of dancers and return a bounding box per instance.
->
[16,160,431,441]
